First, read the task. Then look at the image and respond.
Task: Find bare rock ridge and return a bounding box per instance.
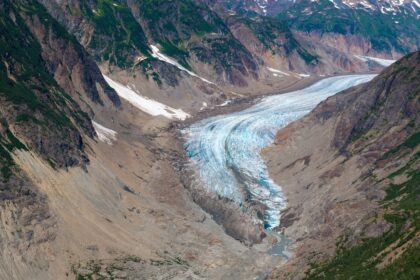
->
[264,51,419,279]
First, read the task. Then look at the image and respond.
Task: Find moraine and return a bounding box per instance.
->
[183,75,376,229]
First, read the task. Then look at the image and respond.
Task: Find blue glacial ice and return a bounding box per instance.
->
[183,75,376,229]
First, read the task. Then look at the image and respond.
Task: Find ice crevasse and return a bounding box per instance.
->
[183,74,376,229]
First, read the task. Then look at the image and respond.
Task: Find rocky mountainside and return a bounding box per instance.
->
[264,51,419,279]
[0,0,122,277]
[0,1,283,279]
[218,0,420,58]
[0,0,121,180]
[220,0,420,16]
[0,0,418,279]
[34,0,388,114]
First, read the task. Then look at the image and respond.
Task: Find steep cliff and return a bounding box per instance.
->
[0,0,120,277]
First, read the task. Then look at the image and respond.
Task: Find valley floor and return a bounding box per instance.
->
[7,75,323,280]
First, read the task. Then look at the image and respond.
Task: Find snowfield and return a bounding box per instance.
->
[150,45,214,84]
[354,55,396,67]
[103,75,190,120]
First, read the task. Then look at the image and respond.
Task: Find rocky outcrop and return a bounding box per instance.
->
[22,1,120,109]
[0,0,94,169]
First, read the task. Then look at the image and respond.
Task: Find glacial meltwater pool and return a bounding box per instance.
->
[183,75,375,229]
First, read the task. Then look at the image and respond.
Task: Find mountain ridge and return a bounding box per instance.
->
[0,1,418,279]
[264,51,419,279]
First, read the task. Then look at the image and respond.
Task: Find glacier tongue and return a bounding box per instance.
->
[183,74,376,229]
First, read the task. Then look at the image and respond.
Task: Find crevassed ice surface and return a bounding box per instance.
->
[183,75,376,229]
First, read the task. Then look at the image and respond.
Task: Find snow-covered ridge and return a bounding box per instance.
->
[93,121,117,145]
[103,75,190,120]
[150,45,214,85]
[259,0,419,15]
[354,55,396,67]
[325,0,419,14]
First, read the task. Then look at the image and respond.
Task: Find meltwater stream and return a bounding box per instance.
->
[183,75,375,229]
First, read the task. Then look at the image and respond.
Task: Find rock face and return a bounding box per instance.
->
[218,0,420,59]
[0,0,417,279]
[0,0,120,278]
[1,0,92,170]
[263,51,419,279]
[38,0,384,91]
[39,0,260,86]
[0,2,281,279]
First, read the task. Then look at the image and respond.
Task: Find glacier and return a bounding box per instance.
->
[183,75,376,229]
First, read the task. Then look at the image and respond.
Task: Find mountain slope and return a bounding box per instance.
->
[0,1,281,279]
[278,0,419,57]
[37,0,381,114]
[218,0,420,58]
[39,0,260,86]
[263,51,419,279]
[0,0,121,277]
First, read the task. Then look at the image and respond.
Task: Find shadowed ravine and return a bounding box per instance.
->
[183,75,376,229]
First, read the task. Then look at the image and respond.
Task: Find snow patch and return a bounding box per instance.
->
[217,100,232,107]
[267,67,290,76]
[103,75,190,120]
[354,55,396,67]
[200,102,208,111]
[150,45,214,85]
[329,0,341,9]
[93,121,117,145]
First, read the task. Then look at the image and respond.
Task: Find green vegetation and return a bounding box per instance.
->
[306,130,420,280]
[0,0,93,174]
[0,140,15,182]
[138,0,218,35]
[137,0,236,70]
[72,255,189,279]
[0,125,27,182]
[158,40,191,70]
[0,1,78,129]
[80,0,150,68]
[277,0,420,53]
[383,132,420,159]
[76,275,92,280]
[230,12,317,64]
